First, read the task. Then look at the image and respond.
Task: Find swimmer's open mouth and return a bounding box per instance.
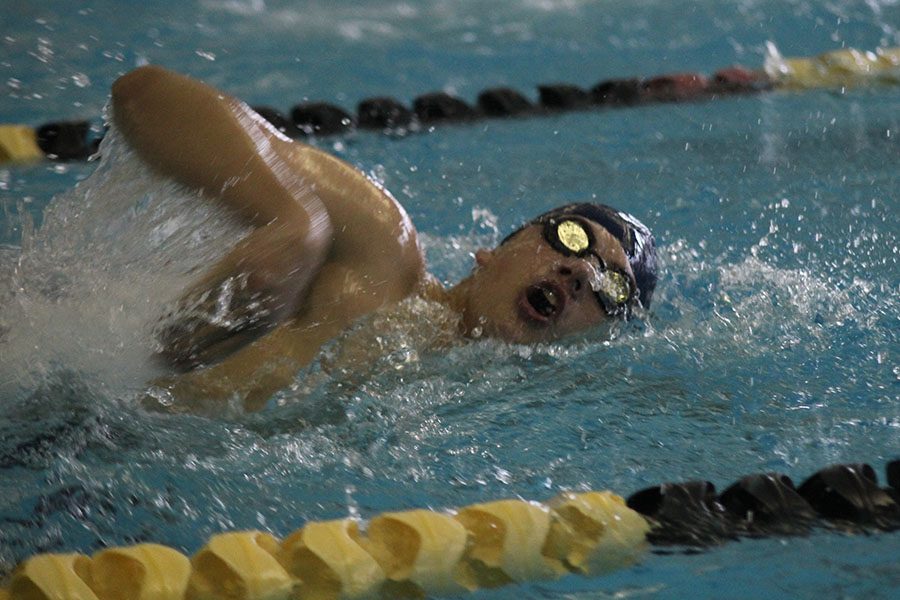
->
[520,282,566,323]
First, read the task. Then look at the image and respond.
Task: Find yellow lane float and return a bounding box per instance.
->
[89,544,191,600]
[0,126,43,164]
[766,44,900,89]
[0,491,650,599]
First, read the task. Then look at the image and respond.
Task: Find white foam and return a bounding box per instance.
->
[0,127,248,402]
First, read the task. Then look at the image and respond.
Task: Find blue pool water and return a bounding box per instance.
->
[1,0,899,597]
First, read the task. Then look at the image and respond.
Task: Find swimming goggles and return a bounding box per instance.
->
[541,217,633,315]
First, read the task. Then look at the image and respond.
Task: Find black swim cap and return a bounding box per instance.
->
[502,203,658,308]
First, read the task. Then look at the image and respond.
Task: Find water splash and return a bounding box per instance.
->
[0,127,248,402]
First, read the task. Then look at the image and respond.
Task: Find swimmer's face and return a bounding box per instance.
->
[456,220,636,343]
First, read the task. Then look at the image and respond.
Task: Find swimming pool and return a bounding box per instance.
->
[1,0,898,597]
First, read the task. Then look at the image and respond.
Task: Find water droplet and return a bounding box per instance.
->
[71,72,90,88]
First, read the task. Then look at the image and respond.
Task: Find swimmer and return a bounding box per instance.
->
[111,66,658,411]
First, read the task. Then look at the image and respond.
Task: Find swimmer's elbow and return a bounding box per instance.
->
[111,65,187,138]
[112,65,167,107]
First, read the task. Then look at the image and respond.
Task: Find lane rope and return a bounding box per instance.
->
[1,45,898,165]
[2,460,897,599]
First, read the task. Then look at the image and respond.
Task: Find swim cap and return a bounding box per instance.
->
[503,203,658,309]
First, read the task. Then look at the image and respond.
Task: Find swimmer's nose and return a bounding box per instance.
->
[557,261,594,300]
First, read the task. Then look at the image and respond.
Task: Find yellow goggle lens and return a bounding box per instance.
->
[556,220,590,253]
[605,271,630,304]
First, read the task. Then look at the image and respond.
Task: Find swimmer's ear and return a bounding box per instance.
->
[475,249,494,267]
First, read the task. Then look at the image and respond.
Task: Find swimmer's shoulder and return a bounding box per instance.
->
[284,143,427,298]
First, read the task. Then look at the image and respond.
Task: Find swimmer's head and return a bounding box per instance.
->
[505,203,658,308]
[449,203,657,343]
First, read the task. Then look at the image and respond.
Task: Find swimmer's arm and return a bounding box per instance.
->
[112,66,333,364]
[151,316,345,413]
[111,65,325,228]
[151,261,421,412]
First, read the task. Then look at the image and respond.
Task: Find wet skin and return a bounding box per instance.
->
[446,222,635,344]
[111,66,626,411]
